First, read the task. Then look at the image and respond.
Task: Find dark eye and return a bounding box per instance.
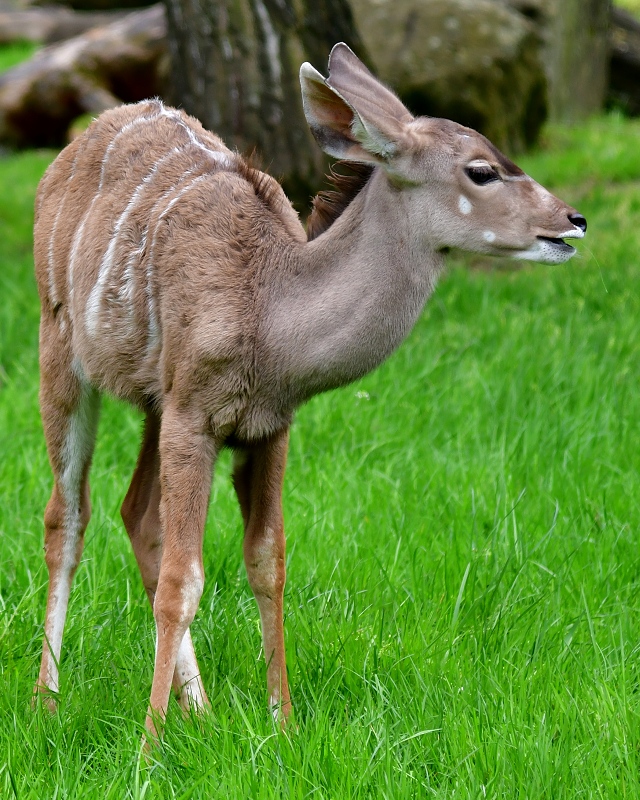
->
[465,165,500,186]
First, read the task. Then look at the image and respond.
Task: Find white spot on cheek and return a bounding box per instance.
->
[483,230,496,243]
[459,195,473,215]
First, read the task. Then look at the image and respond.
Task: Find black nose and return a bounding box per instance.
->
[569,213,587,232]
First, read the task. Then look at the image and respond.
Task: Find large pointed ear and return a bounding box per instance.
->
[299,43,414,165]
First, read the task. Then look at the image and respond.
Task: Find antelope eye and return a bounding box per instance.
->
[464,164,500,186]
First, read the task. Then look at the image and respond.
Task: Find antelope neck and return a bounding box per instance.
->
[265,170,445,403]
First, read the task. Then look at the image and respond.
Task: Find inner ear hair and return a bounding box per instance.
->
[325,43,414,129]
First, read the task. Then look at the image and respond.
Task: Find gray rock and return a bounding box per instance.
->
[350,0,547,152]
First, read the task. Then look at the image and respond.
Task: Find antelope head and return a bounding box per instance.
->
[301,44,586,264]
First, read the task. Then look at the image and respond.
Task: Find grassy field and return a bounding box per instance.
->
[619,0,640,14]
[0,114,638,798]
[0,41,38,73]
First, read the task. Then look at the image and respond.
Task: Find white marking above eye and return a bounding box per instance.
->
[483,230,496,243]
[458,195,473,215]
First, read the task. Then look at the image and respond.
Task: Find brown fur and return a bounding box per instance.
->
[32,46,585,741]
[307,161,374,241]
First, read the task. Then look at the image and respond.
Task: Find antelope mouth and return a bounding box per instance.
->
[512,231,583,264]
[536,236,576,254]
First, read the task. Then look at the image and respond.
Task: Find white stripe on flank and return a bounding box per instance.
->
[144,172,211,354]
[98,102,231,191]
[67,196,101,318]
[118,232,146,311]
[98,101,165,190]
[88,141,231,335]
[78,102,233,339]
[165,108,233,167]
[85,147,185,335]
[47,151,81,307]
[47,206,64,306]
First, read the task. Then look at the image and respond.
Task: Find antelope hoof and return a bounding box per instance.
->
[270,696,292,730]
[144,707,166,751]
[32,683,58,714]
[175,680,210,718]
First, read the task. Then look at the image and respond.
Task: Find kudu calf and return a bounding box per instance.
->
[33,43,586,737]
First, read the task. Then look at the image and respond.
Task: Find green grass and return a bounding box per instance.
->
[0,41,38,73]
[0,115,639,797]
[618,0,640,15]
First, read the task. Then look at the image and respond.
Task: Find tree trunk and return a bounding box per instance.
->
[540,0,611,122]
[608,6,640,116]
[163,0,366,208]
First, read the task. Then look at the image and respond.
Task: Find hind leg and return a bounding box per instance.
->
[233,428,291,724]
[121,411,209,713]
[35,322,100,707]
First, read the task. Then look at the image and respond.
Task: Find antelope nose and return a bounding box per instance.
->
[569,212,587,232]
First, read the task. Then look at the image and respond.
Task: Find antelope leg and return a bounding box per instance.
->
[233,427,291,723]
[121,411,209,712]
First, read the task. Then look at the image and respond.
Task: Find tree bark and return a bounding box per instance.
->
[609,6,640,116]
[540,0,611,122]
[163,0,366,207]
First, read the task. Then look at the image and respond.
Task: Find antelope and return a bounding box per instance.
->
[32,43,586,739]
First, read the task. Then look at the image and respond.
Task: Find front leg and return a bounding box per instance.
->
[233,428,291,724]
[146,403,217,740]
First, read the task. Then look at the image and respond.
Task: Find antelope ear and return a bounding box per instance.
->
[299,44,413,165]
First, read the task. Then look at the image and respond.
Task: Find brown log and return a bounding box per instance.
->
[0,4,167,148]
[32,0,157,9]
[0,7,129,45]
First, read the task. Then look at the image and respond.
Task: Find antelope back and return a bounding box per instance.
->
[34,100,304,407]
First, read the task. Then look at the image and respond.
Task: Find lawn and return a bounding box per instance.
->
[619,0,640,14]
[0,113,638,798]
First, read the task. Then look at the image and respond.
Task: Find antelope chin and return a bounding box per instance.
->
[512,236,577,265]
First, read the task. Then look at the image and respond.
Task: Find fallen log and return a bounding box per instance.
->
[0,7,128,45]
[0,3,167,148]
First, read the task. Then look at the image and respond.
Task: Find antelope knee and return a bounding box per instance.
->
[43,497,86,574]
[244,526,285,598]
[154,562,204,629]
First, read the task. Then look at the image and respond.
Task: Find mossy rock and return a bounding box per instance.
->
[350,0,547,153]
[30,0,156,9]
